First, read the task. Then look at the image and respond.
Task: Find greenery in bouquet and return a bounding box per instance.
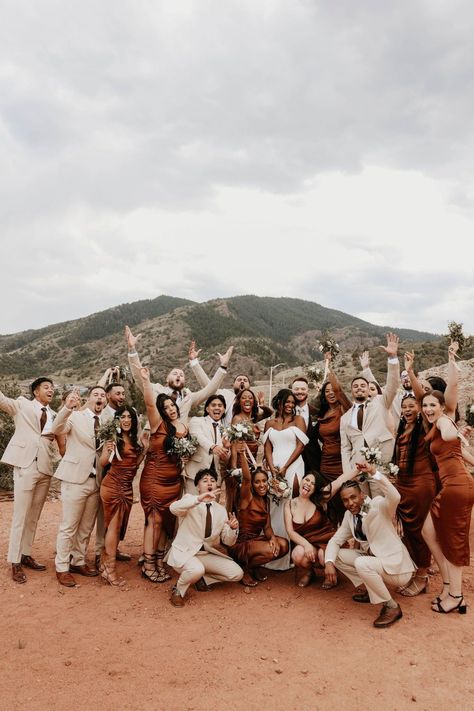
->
[167,434,199,458]
[97,419,122,448]
[317,331,340,360]
[305,363,325,384]
[221,422,256,443]
[268,472,291,506]
[446,321,470,355]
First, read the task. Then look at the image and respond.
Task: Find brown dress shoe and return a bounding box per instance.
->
[56,571,77,587]
[116,550,132,562]
[12,563,27,584]
[21,555,46,571]
[170,587,185,607]
[69,563,99,577]
[373,603,403,628]
[194,577,211,592]
[352,589,370,603]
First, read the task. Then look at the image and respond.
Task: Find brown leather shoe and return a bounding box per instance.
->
[170,587,185,607]
[56,571,77,587]
[21,555,46,571]
[194,577,211,592]
[352,589,370,603]
[69,564,99,577]
[373,603,403,628]
[116,550,132,562]
[12,563,27,584]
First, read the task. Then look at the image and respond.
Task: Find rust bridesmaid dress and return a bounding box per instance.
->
[317,409,346,524]
[100,440,139,539]
[291,505,336,550]
[229,495,269,566]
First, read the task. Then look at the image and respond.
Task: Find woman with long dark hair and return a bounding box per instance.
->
[99,405,144,585]
[139,368,188,583]
[421,343,474,614]
[392,393,438,596]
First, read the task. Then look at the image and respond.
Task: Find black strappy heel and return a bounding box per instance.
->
[432,593,467,614]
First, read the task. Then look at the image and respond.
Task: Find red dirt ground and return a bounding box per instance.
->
[1,501,473,711]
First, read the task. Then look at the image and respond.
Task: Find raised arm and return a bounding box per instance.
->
[326,354,352,412]
[0,390,20,417]
[236,445,253,510]
[188,340,211,388]
[139,367,162,432]
[444,341,459,418]
[50,390,81,435]
[380,333,400,409]
[359,350,379,387]
[189,346,234,407]
[125,325,164,397]
[404,351,425,402]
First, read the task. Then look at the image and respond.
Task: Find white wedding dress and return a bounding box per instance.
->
[262,426,309,571]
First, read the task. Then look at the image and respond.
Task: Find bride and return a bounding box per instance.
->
[263,389,308,570]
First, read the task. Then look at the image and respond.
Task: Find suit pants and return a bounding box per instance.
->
[55,477,100,572]
[7,464,51,563]
[174,552,243,597]
[334,549,412,604]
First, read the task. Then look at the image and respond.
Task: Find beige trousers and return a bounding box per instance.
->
[334,548,412,604]
[7,464,51,563]
[174,551,243,597]
[55,477,99,572]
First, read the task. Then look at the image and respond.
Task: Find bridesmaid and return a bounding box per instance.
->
[313,353,351,524]
[228,445,289,587]
[392,390,438,596]
[139,367,188,583]
[99,405,144,586]
[421,343,474,614]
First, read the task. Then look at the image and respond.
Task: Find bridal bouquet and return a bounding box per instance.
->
[268,472,291,506]
[221,422,256,443]
[446,321,470,355]
[360,445,383,465]
[97,419,123,462]
[317,332,340,360]
[167,435,199,459]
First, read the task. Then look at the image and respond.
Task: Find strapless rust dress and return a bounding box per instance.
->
[426,425,474,566]
[140,422,184,538]
[291,506,335,549]
[229,495,269,566]
[100,440,139,539]
[394,429,437,568]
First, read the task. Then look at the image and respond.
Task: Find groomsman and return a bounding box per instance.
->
[51,386,107,587]
[339,333,400,495]
[166,469,243,607]
[324,464,415,628]
[189,341,272,426]
[291,376,320,472]
[1,377,59,583]
[125,327,233,423]
[102,382,126,421]
[185,395,230,494]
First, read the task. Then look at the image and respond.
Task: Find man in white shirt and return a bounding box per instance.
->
[291,376,320,472]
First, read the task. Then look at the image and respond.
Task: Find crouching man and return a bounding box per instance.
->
[166,469,243,607]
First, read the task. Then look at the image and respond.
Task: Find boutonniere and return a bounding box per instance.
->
[360,501,371,517]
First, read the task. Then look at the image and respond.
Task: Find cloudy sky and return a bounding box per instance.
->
[2,0,473,336]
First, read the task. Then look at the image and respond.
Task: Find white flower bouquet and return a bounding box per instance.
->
[167,435,199,459]
[221,422,256,443]
[268,473,291,506]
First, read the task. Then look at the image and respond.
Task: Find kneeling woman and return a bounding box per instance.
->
[229,445,289,586]
[99,405,144,585]
[284,472,337,588]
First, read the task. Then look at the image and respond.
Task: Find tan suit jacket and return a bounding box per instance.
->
[128,354,227,424]
[0,391,57,477]
[51,407,102,485]
[191,360,235,426]
[184,416,225,483]
[325,473,415,576]
[166,494,238,569]
[340,359,400,477]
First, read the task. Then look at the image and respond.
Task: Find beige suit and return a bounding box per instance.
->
[184,416,227,494]
[340,358,399,495]
[51,406,103,572]
[128,354,227,425]
[325,473,415,603]
[166,494,242,596]
[1,391,58,563]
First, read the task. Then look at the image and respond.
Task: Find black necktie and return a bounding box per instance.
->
[212,422,218,443]
[204,503,212,538]
[171,390,179,403]
[40,407,47,432]
[357,404,364,431]
[93,415,100,449]
[354,514,367,541]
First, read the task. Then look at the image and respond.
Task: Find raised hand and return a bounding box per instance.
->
[188,340,202,361]
[380,332,399,358]
[64,388,81,410]
[359,350,370,370]
[139,366,151,382]
[125,325,141,351]
[404,351,415,371]
[356,461,377,477]
[198,488,221,503]
[448,340,459,360]
[257,391,266,406]
[227,512,239,530]
[218,345,234,368]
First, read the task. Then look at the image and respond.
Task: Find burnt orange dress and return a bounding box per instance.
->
[140,422,184,538]
[100,441,139,539]
[317,408,346,524]
[229,495,269,566]
[394,430,438,568]
[426,425,474,566]
[291,505,336,549]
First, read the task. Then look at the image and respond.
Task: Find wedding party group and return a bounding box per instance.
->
[1,325,473,629]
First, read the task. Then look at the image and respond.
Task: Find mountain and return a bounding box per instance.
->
[0,294,465,387]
